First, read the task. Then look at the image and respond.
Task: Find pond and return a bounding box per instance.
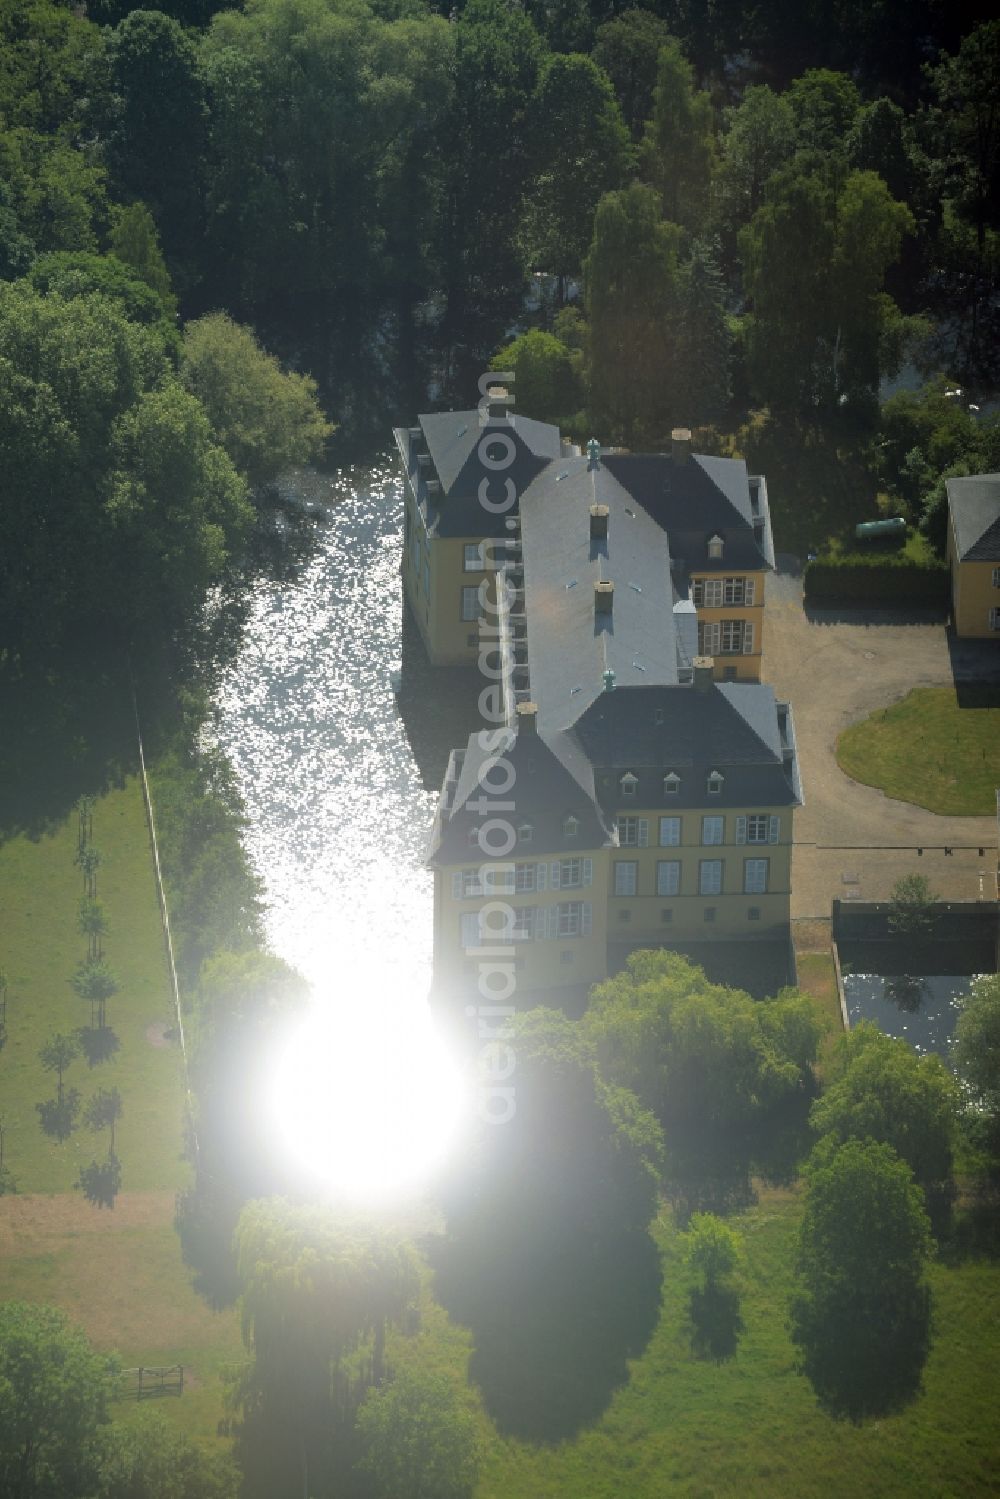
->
[841,972,975,1057]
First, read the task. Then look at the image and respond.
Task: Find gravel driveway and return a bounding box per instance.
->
[762,562,999,918]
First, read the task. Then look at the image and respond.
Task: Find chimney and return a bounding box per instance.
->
[587,437,601,468]
[671,427,692,464]
[693,655,714,692]
[594,580,614,616]
[516,700,538,734]
[589,504,609,540]
[485,383,513,424]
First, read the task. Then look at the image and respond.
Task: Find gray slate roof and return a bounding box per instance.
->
[410,410,561,539]
[602,453,772,572]
[947,474,1000,561]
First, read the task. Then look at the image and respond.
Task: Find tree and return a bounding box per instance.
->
[71,959,118,1031]
[954,974,1000,1122]
[355,1370,480,1499]
[810,1022,960,1200]
[585,949,822,1135]
[740,163,913,410]
[716,85,796,230]
[585,181,682,443]
[887,873,938,936]
[490,329,579,424]
[675,240,731,424]
[928,23,1000,260]
[77,899,107,961]
[591,10,674,141]
[39,1033,78,1104]
[0,1301,116,1498]
[522,53,633,295]
[27,253,176,350]
[36,1032,81,1140]
[180,314,332,493]
[791,1139,932,1419]
[232,1199,419,1498]
[98,1410,238,1499]
[0,129,108,256]
[639,38,716,232]
[79,1087,122,1207]
[108,202,177,320]
[683,1212,744,1360]
[84,1087,122,1155]
[786,69,861,155]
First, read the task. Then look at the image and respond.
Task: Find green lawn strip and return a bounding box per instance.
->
[0,1193,243,1452]
[794,951,844,1077]
[0,777,188,1193]
[836,687,1000,816]
[468,1194,1000,1498]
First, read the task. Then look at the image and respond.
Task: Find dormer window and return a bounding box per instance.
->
[707,770,724,796]
[563,815,580,839]
[517,821,533,843]
[620,772,638,798]
[663,772,680,795]
[467,826,480,845]
[707,534,724,561]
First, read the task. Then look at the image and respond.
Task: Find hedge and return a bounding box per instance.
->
[803,555,949,607]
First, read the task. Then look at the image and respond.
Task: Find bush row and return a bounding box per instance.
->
[804,555,949,607]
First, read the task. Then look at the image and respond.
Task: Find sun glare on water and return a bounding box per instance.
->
[269,983,467,1203]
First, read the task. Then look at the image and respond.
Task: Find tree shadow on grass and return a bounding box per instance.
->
[36,1090,81,1141]
[175,1181,242,1310]
[688,1283,744,1362]
[78,1155,121,1209]
[76,1026,120,1066]
[428,1227,662,1441]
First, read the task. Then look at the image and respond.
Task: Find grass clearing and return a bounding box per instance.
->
[0,777,188,1193]
[0,1189,243,1451]
[836,686,1000,815]
[458,1191,1000,1498]
[794,950,844,1077]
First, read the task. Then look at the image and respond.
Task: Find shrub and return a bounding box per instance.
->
[804,554,949,607]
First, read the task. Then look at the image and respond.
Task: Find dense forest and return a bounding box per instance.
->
[1,0,999,667]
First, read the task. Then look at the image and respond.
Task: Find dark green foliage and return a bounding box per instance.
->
[811,1022,960,1202]
[591,9,674,141]
[786,69,861,154]
[491,329,579,424]
[803,554,949,607]
[791,1139,932,1420]
[887,873,939,936]
[0,1301,116,1497]
[683,1213,744,1361]
[355,1370,480,1499]
[954,974,1000,1130]
[98,1410,239,1499]
[676,240,731,425]
[638,36,715,232]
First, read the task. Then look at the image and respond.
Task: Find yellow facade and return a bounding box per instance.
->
[434,803,792,997]
[690,570,767,682]
[948,520,1000,639]
[402,487,491,663]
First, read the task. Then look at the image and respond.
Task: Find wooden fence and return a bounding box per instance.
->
[117,1365,185,1400]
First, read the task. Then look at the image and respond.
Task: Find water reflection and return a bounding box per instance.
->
[843,973,974,1056]
[212,460,463,1000]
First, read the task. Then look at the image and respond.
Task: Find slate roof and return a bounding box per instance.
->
[602,452,773,572]
[948,474,1000,561]
[518,455,680,736]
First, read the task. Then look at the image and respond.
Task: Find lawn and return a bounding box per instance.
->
[793,949,844,1077]
[836,686,1000,816]
[0,777,189,1193]
[393,1191,1000,1499]
[0,1189,243,1452]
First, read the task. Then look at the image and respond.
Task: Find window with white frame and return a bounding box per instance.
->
[615,860,638,896]
[694,578,724,607]
[512,906,535,941]
[461,869,480,897]
[991,607,1000,631]
[699,859,723,895]
[563,815,579,838]
[460,585,480,621]
[702,815,724,845]
[617,816,648,846]
[724,577,749,605]
[559,858,583,888]
[746,815,769,843]
[663,772,680,795]
[744,858,769,894]
[515,862,537,892]
[698,620,722,655]
[707,771,724,797]
[993,567,1000,588]
[517,822,533,843]
[707,534,724,560]
[464,543,483,572]
[620,771,638,798]
[721,620,743,653]
[659,815,681,846]
[657,860,681,896]
[736,814,780,845]
[558,901,584,937]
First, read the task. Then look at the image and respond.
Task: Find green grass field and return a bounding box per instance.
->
[0,778,188,1193]
[389,1192,1000,1499]
[836,686,1000,816]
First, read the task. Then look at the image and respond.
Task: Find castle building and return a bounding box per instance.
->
[395,401,802,1004]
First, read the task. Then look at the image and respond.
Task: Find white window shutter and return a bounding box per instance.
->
[743,622,755,654]
[582,902,592,935]
[583,857,593,886]
[768,815,780,845]
[550,861,561,889]
[452,872,463,899]
[736,816,747,845]
[638,819,649,847]
[547,905,558,940]
[537,862,547,891]
[745,577,755,605]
